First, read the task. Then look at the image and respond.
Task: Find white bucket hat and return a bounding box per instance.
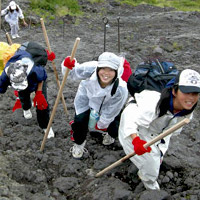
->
[178,69,200,93]
[5,59,33,91]
[98,52,120,70]
[9,1,17,10]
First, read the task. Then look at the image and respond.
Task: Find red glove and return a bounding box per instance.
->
[12,90,22,112]
[12,99,22,112]
[46,50,56,61]
[69,120,75,141]
[121,59,132,82]
[63,56,75,70]
[95,124,107,132]
[14,90,19,97]
[33,91,48,110]
[132,136,151,155]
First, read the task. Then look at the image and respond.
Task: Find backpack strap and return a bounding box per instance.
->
[111,78,119,96]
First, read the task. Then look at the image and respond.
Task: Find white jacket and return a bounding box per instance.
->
[1,5,24,24]
[61,59,128,129]
[119,90,193,182]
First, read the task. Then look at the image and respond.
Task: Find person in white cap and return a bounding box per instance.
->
[1,1,28,39]
[118,69,200,190]
[61,52,128,158]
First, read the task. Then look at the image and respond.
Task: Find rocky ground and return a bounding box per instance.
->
[0,0,200,200]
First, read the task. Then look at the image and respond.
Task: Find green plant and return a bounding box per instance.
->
[89,0,105,3]
[117,0,200,12]
[173,42,182,50]
[29,0,82,18]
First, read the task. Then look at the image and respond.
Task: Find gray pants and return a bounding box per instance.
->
[5,15,19,36]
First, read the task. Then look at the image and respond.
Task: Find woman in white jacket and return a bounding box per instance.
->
[61,52,128,158]
[119,69,200,190]
[1,1,27,39]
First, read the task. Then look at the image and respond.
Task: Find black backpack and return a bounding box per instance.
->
[127,59,179,97]
[20,41,48,66]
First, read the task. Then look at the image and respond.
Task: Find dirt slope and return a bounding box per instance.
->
[0,1,200,199]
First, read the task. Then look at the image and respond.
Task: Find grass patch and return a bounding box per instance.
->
[29,0,83,19]
[117,0,200,12]
[28,0,200,20]
[89,0,105,3]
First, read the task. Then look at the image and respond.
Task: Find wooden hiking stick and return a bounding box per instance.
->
[1,23,13,45]
[6,32,12,45]
[0,128,3,137]
[95,118,190,177]
[40,18,68,116]
[40,37,80,151]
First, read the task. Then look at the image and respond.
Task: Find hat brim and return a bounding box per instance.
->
[11,80,28,91]
[98,63,118,70]
[10,5,16,9]
[179,85,200,93]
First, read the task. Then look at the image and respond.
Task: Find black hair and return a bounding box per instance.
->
[9,5,19,12]
[156,84,197,117]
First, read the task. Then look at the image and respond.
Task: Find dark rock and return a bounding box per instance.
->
[138,189,170,200]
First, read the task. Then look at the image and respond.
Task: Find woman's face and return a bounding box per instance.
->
[98,67,116,88]
[173,89,199,112]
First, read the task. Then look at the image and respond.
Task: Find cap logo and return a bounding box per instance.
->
[189,75,199,85]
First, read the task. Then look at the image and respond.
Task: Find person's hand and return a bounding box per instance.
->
[46,50,56,61]
[132,136,151,155]
[33,91,48,110]
[63,56,75,70]
[23,22,28,27]
[95,124,107,132]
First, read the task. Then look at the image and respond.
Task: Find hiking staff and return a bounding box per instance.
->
[117,16,120,53]
[1,19,13,45]
[103,17,108,52]
[5,32,12,45]
[0,128,3,137]
[40,18,68,116]
[40,37,80,151]
[62,17,65,40]
[95,118,190,177]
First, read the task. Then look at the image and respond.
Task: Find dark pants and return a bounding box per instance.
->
[18,81,50,129]
[72,109,122,145]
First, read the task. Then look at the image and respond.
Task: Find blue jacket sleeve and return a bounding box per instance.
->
[27,66,47,92]
[32,66,47,82]
[0,70,10,93]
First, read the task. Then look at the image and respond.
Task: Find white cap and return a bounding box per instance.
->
[178,69,200,93]
[98,52,120,70]
[9,1,17,10]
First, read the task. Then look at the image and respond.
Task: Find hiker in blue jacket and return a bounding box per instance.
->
[0,47,55,138]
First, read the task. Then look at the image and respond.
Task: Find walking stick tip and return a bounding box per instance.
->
[184,118,190,124]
